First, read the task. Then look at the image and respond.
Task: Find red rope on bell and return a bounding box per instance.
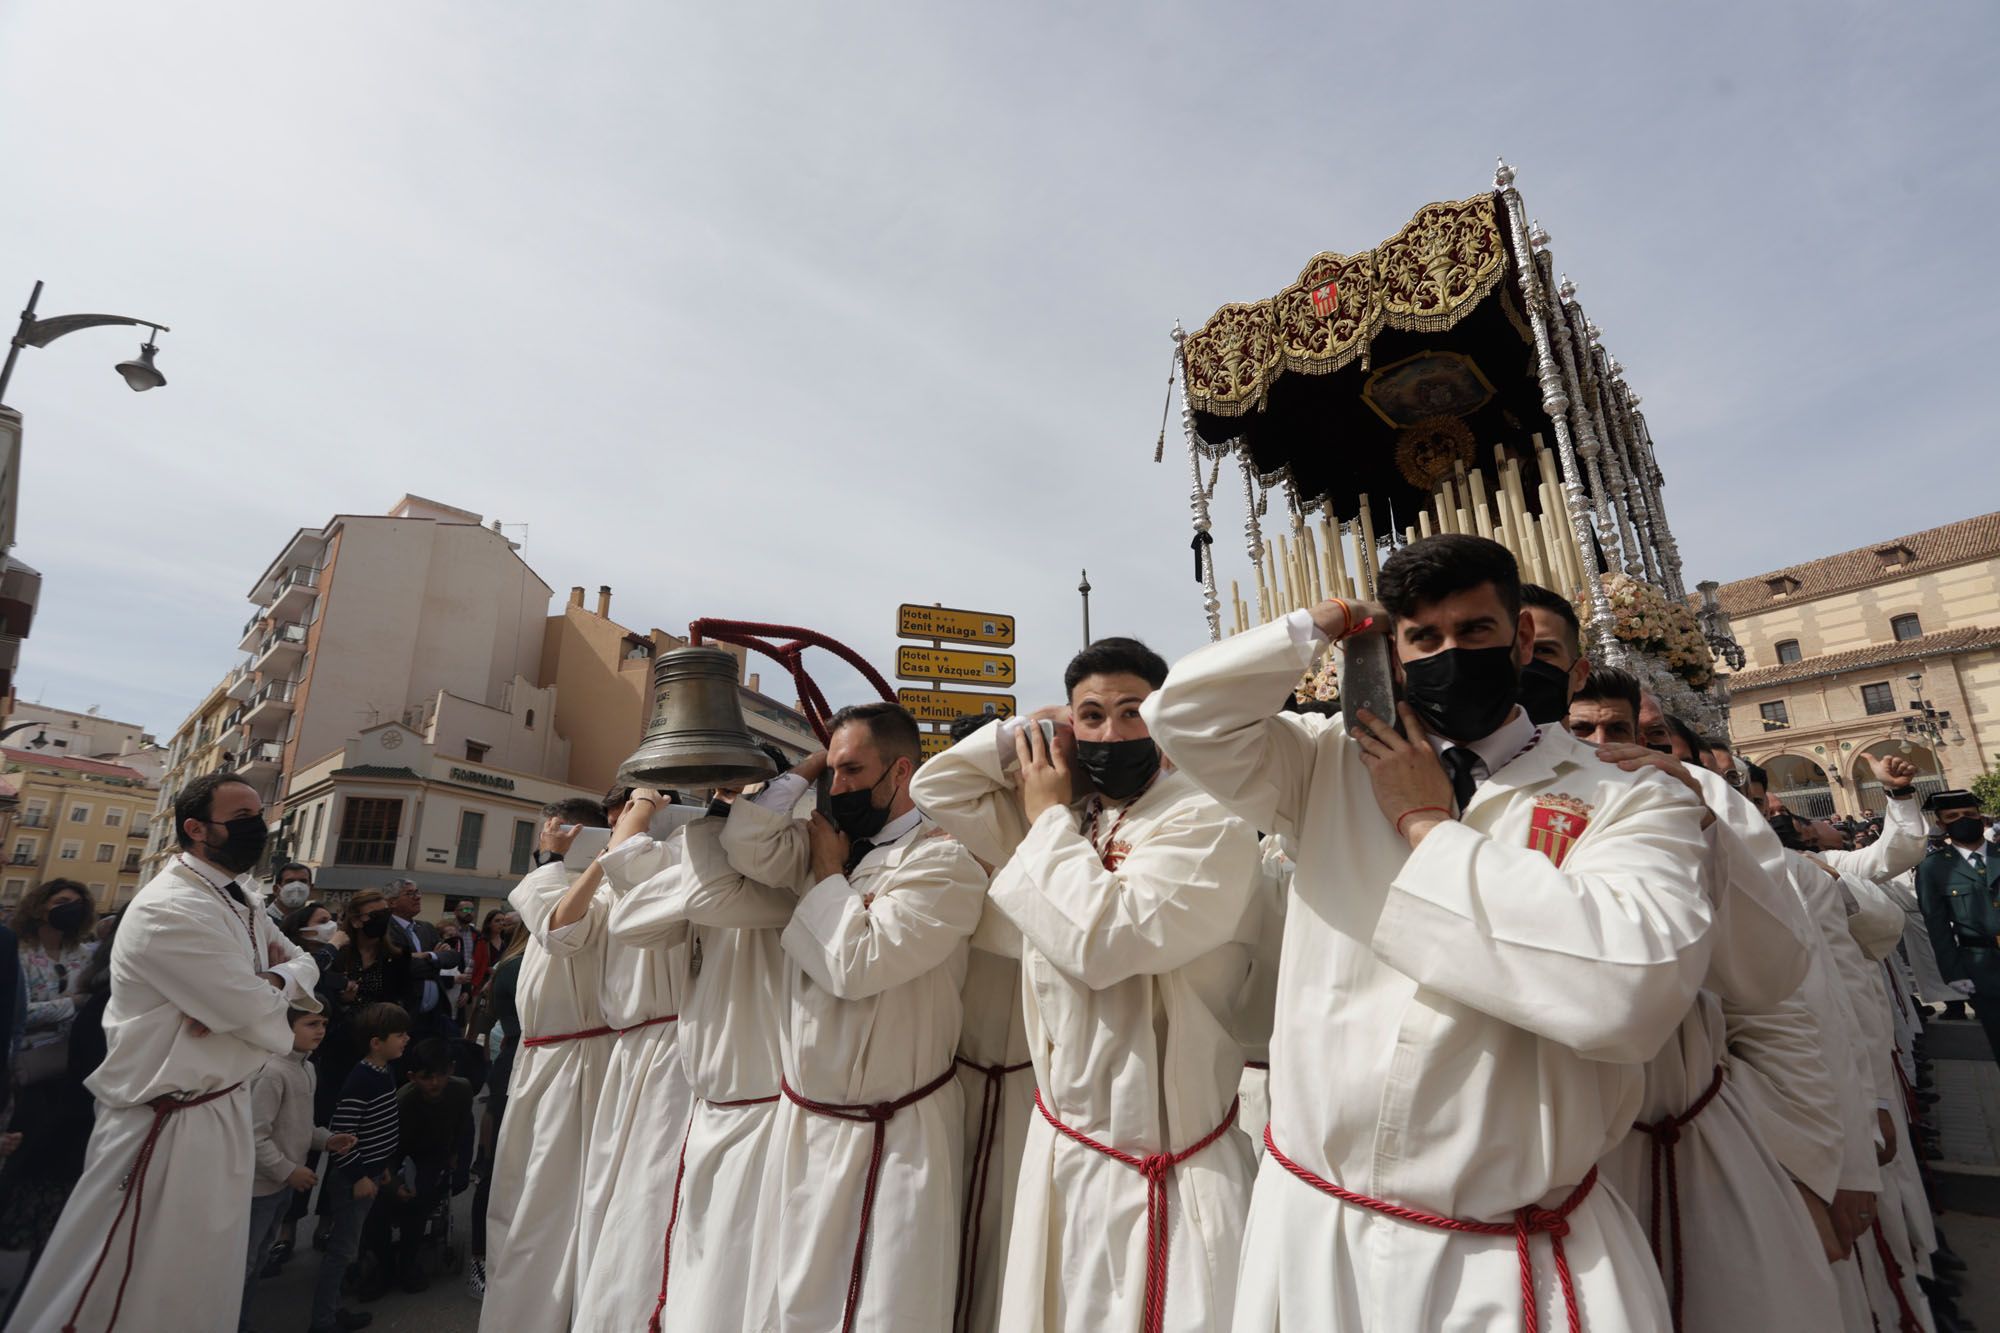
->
[688,618,895,744]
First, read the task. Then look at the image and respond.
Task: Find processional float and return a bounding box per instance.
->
[1164,160,1742,727]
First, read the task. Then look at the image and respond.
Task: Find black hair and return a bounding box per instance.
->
[172,770,253,849]
[353,1001,411,1048]
[1519,583,1581,655]
[1701,737,1733,757]
[275,861,313,884]
[408,1037,453,1077]
[1063,637,1169,699]
[826,702,923,767]
[1742,761,1769,794]
[1571,665,1642,719]
[280,900,331,948]
[544,797,610,828]
[1663,714,1704,761]
[948,713,1000,744]
[1377,534,1521,622]
[756,742,793,772]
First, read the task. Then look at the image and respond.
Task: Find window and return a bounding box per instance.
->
[1775,640,1802,665]
[59,840,81,861]
[1861,682,1896,716]
[69,804,92,823]
[335,798,403,866]
[464,742,489,764]
[310,803,326,858]
[510,819,536,876]
[1760,701,1790,731]
[1890,614,1922,642]
[3,878,25,902]
[95,843,115,863]
[10,841,33,864]
[524,709,535,730]
[456,810,485,870]
[22,802,46,828]
[104,806,124,828]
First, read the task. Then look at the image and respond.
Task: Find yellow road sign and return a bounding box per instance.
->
[897,687,1016,724]
[897,604,1015,647]
[897,645,1016,687]
[919,732,952,758]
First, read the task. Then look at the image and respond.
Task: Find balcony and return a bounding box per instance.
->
[238,609,267,653]
[20,814,47,829]
[9,852,35,866]
[241,740,284,774]
[243,678,298,730]
[224,665,256,701]
[269,565,321,620]
[250,623,307,674]
[218,707,248,752]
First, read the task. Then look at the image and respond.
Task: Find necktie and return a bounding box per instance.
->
[221,879,249,908]
[1442,747,1481,813]
[843,839,876,876]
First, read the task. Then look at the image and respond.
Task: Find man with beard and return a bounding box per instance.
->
[912,637,1259,1333]
[1146,533,1712,1332]
[10,771,321,1333]
[720,702,985,1332]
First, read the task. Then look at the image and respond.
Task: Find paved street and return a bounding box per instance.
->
[244,1183,483,1333]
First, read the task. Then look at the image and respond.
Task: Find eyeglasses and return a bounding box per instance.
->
[1723,769,1745,788]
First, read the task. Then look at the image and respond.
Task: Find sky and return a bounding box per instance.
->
[3,1,1996,741]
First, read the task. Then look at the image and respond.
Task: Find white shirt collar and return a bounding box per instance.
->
[1954,842,1988,865]
[178,852,242,893]
[873,807,925,846]
[1424,705,1538,780]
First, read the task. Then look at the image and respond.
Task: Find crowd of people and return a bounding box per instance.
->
[4,530,1998,1332]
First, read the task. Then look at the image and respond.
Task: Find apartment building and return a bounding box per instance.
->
[139,674,239,878]
[2,747,156,910]
[4,701,165,784]
[1714,511,2000,818]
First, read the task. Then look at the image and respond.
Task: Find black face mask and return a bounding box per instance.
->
[1767,810,1808,851]
[1074,737,1162,802]
[829,766,901,841]
[360,913,391,939]
[705,797,731,820]
[1945,815,1986,846]
[1399,644,1521,743]
[203,813,269,874]
[1516,659,1573,727]
[47,900,88,935]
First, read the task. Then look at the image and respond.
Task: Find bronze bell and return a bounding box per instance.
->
[618,646,781,788]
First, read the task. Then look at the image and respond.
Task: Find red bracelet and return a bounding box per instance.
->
[1394,806,1451,838]
[1326,597,1351,639]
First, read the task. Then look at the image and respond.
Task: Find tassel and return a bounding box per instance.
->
[1191,529,1213,581]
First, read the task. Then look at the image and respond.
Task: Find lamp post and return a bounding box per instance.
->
[1078,570,1092,648]
[1902,671,1964,755]
[0,280,172,408]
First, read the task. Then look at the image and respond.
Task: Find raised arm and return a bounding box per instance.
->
[509,859,601,956]
[909,719,1036,869]
[719,773,814,892]
[781,837,985,1001]
[1822,764,1926,880]
[1141,616,1339,839]
[988,795,1258,989]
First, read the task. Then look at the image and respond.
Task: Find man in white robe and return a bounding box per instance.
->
[912,637,1261,1333]
[721,704,985,1333]
[11,772,319,1333]
[480,800,617,1333]
[567,792,695,1333]
[603,789,793,1332]
[1568,668,1841,1333]
[1145,534,1712,1332]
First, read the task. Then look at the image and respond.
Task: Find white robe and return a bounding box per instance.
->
[606,815,793,1332]
[10,859,317,1333]
[1232,835,1289,1164]
[913,728,1261,1333]
[950,911,1034,1333]
[721,792,985,1332]
[1145,621,1713,1332]
[568,833,694,1333]
[480,861,612,1333]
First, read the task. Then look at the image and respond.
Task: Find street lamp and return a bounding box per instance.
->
[1902,671,1964,751]
[1078,570,1093,648]
[0,280,172,408]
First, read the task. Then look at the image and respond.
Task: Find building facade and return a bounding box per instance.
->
[0,407,39,712]
[2,747,156,911]
[1714,511,2000,818]
[4,701,164,784]
[139,674,240,879]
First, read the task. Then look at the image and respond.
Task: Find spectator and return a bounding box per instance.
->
[383,1040,474,1293]
[283,900,354,1021]
[384,881,459,1042]
[315,1002,410,1333]
[464,909,513,1005]
[0,880,99,1265]
[276,900,354,1264]
[271,862,316,923]
[243,1007,357,1331]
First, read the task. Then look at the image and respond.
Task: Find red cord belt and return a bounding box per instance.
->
[1033,1087,1240,1333]
[952,1055,1033,1333]
[1264,1124,1597,1333]
[65,1082,244,1333]
[648,1090,783,1333]
[1631,1063,1725,1333]
[780,1065,959,1333]
[521,1011,676,1048]
[1865,1212,1924,1333]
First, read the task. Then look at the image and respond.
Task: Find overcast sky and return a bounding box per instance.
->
[4,1,1995,741]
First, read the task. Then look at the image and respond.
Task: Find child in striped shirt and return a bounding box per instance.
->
[311,1002,410,1333]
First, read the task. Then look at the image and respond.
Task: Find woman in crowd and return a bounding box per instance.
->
[0,880,99,1283]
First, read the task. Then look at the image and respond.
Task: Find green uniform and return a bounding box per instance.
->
[1916,841,2000,1061]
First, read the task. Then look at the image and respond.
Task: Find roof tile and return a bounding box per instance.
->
[1723,624,2000,691]
[1712,511,2000,617]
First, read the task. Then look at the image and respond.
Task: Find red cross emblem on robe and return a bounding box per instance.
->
[1526,794,1593,868]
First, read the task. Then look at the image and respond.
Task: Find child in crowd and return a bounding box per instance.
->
[311,1001,409,1333]
[382,1039,476,1291]
[243,1007,356,1332]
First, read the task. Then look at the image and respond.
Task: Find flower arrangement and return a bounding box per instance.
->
[1295,647,1340,704]
[1603,573,1715,688]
